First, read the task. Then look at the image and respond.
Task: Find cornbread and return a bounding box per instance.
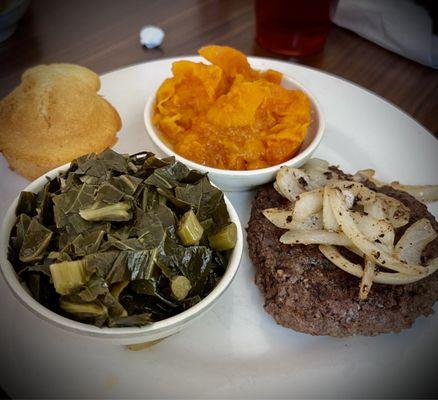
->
[0,63,121,180]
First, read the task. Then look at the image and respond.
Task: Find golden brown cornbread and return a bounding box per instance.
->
[0,63,121,180]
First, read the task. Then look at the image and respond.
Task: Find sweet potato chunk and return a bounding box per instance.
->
[199,45,252,79]
[152,45,311,170]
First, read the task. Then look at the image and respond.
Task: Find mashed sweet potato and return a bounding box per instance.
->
[152,45,311,170]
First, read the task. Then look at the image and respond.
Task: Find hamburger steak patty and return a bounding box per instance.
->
[247,177,438,336]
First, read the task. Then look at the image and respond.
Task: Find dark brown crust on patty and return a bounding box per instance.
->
[247,180,438,337]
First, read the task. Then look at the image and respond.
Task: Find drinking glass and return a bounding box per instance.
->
[255,0,338,56]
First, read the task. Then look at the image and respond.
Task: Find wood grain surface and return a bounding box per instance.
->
[1,0,437,136]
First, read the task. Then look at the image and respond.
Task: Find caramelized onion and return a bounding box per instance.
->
[319,245,438,285]
[327,187,423,275]
[395,218,437,264]
[293,188,323,222]
[391,183,438,203]
[281,230,351,246]
[359,257,375,301]
[262,208,295,230]
[264,159,438,299]
[275,166,309,201]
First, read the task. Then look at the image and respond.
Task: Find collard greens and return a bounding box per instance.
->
[8,149,236,328]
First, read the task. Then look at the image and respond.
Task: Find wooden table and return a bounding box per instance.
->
[1,0,437,137]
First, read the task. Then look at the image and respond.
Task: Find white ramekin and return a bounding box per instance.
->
[0,164,243,346]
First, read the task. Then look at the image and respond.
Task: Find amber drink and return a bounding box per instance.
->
[255,0,338,56]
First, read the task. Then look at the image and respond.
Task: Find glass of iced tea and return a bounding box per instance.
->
[255,0,338,57]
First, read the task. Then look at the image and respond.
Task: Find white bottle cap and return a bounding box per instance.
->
[139,26,165,49]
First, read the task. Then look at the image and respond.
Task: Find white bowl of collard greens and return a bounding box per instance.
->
[0,149,243,345]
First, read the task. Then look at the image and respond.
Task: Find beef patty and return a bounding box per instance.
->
[247,179,438,337]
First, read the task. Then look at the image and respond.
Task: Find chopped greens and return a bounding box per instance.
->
[19,219,53,263]
[8,149,236,328]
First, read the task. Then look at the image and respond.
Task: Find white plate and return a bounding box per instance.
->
[1,57,437,398]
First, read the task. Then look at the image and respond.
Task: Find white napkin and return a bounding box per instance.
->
[333,0,437,69]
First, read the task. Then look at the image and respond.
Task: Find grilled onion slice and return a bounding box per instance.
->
[264,158,438,300]
[375,193,410,228]
[281,230,351,246]
[275,166,309,201]
[262,208,295,229]
[330,181,376,206]
[351,211,395,252]
[293,188,323,222]
[327,187,423,275]
[263,207,323,231]
[359,257,375,301]
[323,185,340,232]
[288,212,323,231]
[390,183,438,203]
[302,158,335,187]
[394,218,437,264]
[319,245,438,285]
